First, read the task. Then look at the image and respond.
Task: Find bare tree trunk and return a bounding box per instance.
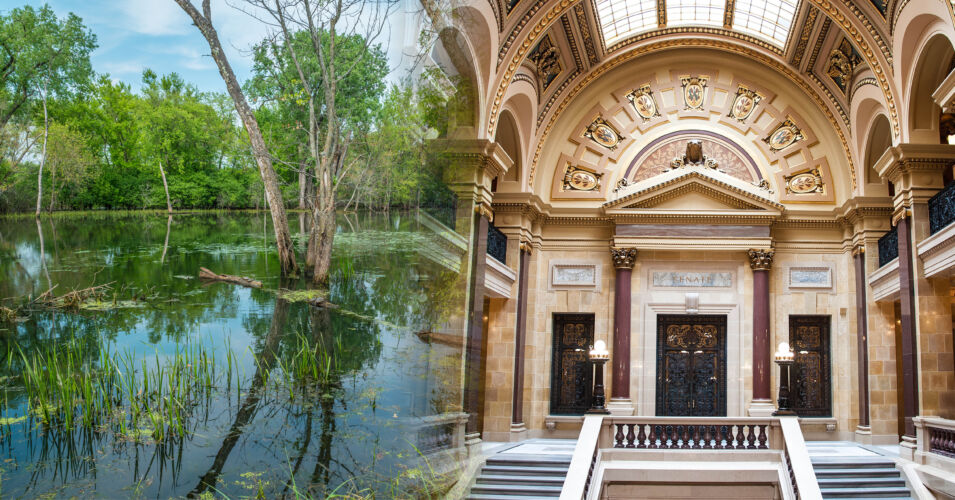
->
[173,0,298,276]
[48,160,56,213]
[35,81,48,217]
[158,160,173,213]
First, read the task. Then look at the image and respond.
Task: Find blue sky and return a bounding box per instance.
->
[9,0,418,94]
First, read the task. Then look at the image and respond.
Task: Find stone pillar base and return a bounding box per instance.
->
[607,398,634,416]
[748,399,776,417]
[854,426,873,444]
[900,435,917,462]
[465,432,482,458]
[510,422,528,442]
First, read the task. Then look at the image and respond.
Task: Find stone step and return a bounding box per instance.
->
[821,498,911,500]
[819,487,913,498]
[470,483,564,496]
[812,459,896,469]
[476,474,566,486]
[817,476,906,488]
[814,467,900,478]
[485,456,572,467]
[481,465,570,476]
[467,495,561,500]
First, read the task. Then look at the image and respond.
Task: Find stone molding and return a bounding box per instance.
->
[916,221,955,278]
[610,247,638,269]
[867,257,900,302]
[747,249,775,270]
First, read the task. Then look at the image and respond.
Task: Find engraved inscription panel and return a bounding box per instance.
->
[653,271,732,288]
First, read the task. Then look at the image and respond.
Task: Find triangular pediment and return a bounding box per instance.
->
[604,165,783,215]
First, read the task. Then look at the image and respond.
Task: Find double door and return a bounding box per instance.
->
[655,314,727,416]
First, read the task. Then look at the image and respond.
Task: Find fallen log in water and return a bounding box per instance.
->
[198,268,262,288]
[307,297,338,309]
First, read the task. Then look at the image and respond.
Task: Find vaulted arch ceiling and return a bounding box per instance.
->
[484,0,902,151]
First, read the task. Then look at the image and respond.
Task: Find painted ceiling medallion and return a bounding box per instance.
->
[626,85,660,121]
[764,118,804,152]
[785,169,824,194]
[584,116,623,150]
[728,86,762,122]
[680,76,708,110]
[562,164,601,191]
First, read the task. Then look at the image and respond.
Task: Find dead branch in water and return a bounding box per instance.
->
[198,268,263,289]
[36,282,114,309]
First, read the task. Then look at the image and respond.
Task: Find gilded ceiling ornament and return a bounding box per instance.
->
[784,168,825,194]
[584,116,623,150]
[728,86,762,122]
[747,249,774,271]
[562,164,602,191]
[764,118,804,152]
[504,0,520,15]
[610,247,638,269]
[626,85,660,121]
[826,38,862,94]
[680,76,708,110]
[529,34,562,92]
[613,177,632,193]
[754,179,774,194]
[668,140,719,170]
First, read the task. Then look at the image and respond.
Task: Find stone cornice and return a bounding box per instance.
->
[603,167,784,212]
[874,144,955,183]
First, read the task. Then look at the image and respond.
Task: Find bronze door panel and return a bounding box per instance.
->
[550,313,594,415]
[656,315,727,416]
[789,315,832,417]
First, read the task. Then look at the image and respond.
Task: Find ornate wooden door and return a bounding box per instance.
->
[550,314,594,415]
[789,315,832,417]
[655,315,727,416]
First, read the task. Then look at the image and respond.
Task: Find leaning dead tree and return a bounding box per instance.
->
[246,0,396,284]
[173,0,299,277]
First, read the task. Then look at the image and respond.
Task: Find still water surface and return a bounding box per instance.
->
[0,211,463,498]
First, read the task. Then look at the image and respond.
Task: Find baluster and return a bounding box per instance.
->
[734,424,745,449]
[947,430,955,455]
[615,423,624,448]
[758,424,768,449]
[626,424,636,448]
[636,424,647,448]
[702,425,713,449]
[715,425,726,449]
[680,425,691,449]
[666,425,675,448]
[746,424,757,449]
[691,425,702,449]
[648,425,658,449]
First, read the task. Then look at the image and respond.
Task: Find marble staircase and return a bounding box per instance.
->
[466,439,574,500]
[807,442,912,499]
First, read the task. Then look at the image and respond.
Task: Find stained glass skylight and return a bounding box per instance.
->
[732,0,798,47]
[593,0,657,47]
[666,0,724,28]
[592,0,799,50]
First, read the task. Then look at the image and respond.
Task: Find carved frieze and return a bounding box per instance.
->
[785,168,825,194]
[748,249,775,270]
[610,247,638,269]
[529,34,561,92]
[680,76,708,110]
[562,164,602,191]
[626,85,661,121]
[764,118,804,152]
[669,140,720,171]
[728,86,762,122]
[826,38,863,94]
[583,116,623,150]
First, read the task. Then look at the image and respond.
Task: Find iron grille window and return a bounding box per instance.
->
[487,223,507,264]
[878,225,898,267]
[929,182,955,235]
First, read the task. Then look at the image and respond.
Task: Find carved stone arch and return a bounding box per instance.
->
[434,26,483,137]
[850,80,891,196]
[495,108,524,191]
[863,114,893,197]
[451,4,497,97]
[894,3,955,91]
[902,30,955,143]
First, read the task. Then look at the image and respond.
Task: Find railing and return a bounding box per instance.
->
[560,416,822,500]
[487,223,507,264]
[609,420,769,449]
[916,416,955,461]
[929,182,955,235]
[878,225,899,267]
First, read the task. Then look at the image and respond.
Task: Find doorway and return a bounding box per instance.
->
[655,314,727,416]
[550,313,594,415]
[789,315,832,417]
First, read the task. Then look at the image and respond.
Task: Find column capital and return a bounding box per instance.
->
[474,202,494,222]
[851,244,865,257]
[748,249,774,270]
[610,247,638,269]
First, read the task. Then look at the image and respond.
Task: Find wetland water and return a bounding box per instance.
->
[0,211,466,498]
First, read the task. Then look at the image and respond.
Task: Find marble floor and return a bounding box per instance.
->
[805,440,900,459]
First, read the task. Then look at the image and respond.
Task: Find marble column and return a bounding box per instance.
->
[510,243,530,434]
[853,247,871,430]
[609,247,637,414]
[463,205,491,437]
[896,214,919,439]
[748,249,774,415]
